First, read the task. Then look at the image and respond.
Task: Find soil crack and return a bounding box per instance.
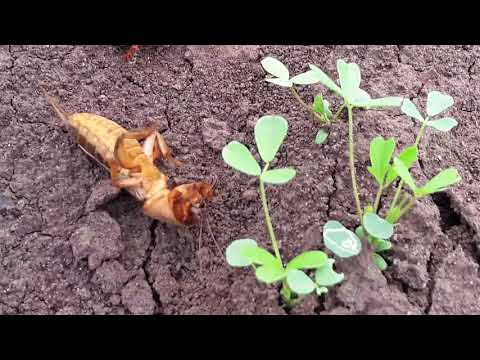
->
[142,219,163,313]
[430,192,461,233]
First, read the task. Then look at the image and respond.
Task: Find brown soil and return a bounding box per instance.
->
[1,45,479,315]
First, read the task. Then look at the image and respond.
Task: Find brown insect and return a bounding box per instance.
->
[43,90,213,226]
[123,45,141,62]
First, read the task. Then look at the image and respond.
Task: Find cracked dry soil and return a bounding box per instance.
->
[1,45,479,315]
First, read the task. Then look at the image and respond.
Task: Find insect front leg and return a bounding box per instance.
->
[108,159,143,188]
[142,131,183,167]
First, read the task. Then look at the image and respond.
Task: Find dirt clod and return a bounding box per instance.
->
[85,179,121,213]
[92,260,129,294]
[70,211,123,270]
[121,277,156,315]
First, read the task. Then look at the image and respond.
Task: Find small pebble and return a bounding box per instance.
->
[242,189,258,201]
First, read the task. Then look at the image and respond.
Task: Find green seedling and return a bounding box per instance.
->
[363,91,461,266]
[384,91,461,223]
[261,57,461,271]
[222,115,343,307]
[261,57,333,136]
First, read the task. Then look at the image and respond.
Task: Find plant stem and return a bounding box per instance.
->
[333,103,346,121]
[259,164,282,264]
[397,197,416,220]
[347,105,364,225]
[387,119,429,214]
[389,181,403,212]
[289,87,325,123]
[373,182,384,213]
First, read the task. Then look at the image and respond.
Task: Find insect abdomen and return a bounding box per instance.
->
[69,113,127,165]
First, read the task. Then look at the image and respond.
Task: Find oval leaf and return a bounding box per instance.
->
[385,145,418,187]
[323,220,362,258]
[261,57,289,80]
[290,70,321,85]
[315,258,345,287]
[355,226,366,239]
[312,94,325,115]
[222,141,261,176]
[427,117,458,132]
[265,78,293,87]
[261,168,296,185]
[287,251,328,270]
[255,260,286,284]
[351,88,371,104]
[241,245,277,266]
[308,64,343,95]
[324,100,333,118]
[315,129,328,145]
[373,253,388,271]
[393,157,418,193]
[368,136,396,186]
[354,96,403,109]
[254,115,288,163]
[374,239,392,252]
[417,168,461,196]
[427,91,454,117]
[363,213,394,240]
[286,269,316,295]
[401,99,424,122]
[337,59,361,101]
[226,239,258,267]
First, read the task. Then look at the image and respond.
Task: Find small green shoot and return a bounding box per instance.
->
[223,115,342,307]
[385,90,461,224]
[261,56,332,127]
[315,129,328,145]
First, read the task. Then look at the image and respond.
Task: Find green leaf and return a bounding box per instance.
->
[241,246,277,266]
[401,99,424,122]
[308,64,343,96]
[324,100,333,118]
[286,251,328,270]
[314,129,328,145]
[286,269,316,295]
[385,145,418,187]
[290,70,321,85]
[222,141,261,177]
[351,88,371,104]
[312,94,325,115]
[337,59,361,101]
[355,226,366,239]
[416,168,461,196]
[374,239,392,252]
[261,57,289,80]
[367,137,396,186]
[315,258,345,287]
[254,115,288,163]
[427,91,454,117]
[316,287,328,295]
[373,253,388,271]
[354,96,404,109]
[363,213,394,240]
[386,207,402,224]
[313,95,333,121]
[393,157,418,193]
[265,78,293,88]
[255,260,286,284]
[225,239,258,267]
[323,220,362,258]
[261,168,296,185]
[427,117,458,132]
